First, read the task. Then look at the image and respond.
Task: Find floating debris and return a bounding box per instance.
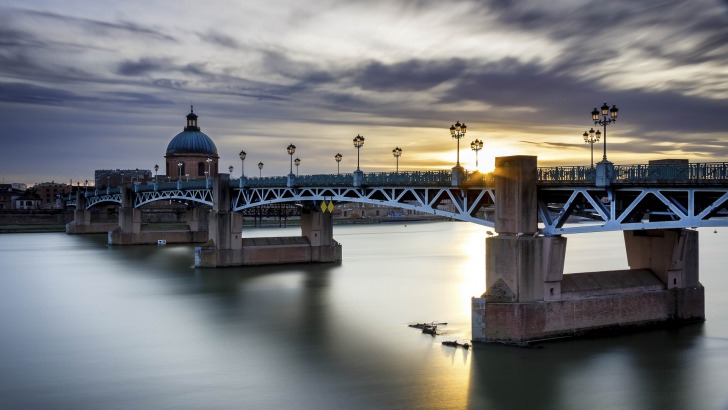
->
[442,340,470,350]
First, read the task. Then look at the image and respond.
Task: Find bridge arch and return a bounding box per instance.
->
[231,186,496,226]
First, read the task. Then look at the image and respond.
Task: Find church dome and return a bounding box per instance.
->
[165,107,218,156]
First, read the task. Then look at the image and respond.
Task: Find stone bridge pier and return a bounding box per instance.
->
[195,174,342,268]
[472,155,704,345]
[108,185,208,245]
[65,191,117,234]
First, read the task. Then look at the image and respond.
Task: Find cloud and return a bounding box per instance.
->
[117,58,173,76]
[0,82,89,105]
[198,30,240,49]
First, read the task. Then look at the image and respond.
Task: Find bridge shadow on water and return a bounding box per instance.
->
[466,324,710,409]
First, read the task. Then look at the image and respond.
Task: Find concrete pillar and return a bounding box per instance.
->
[595,160,614,188]
[624,229,699,289]
[66,191,92,233]
[301,209,334,246]
[117,186,141,235]
[451,165,465,186]
[301,208,340,262]
[484,155,568,302]
[475,155,569,342]
[196,174,243,267]
[485,235,567,303]
[353,170,364,187]
[494,156,537,235]
[108,186,141,244]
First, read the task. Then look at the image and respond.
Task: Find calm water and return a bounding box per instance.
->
[1,222,728,409]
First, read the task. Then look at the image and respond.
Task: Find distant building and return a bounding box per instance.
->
[0,184,23,210]
[34,182,69,207]
[15,190,42,210]
[164,106,219,181]
[94,169,152,189]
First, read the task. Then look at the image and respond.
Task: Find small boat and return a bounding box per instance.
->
[442,340,470,350]
[157,239,167,245]
[422,325,437,336]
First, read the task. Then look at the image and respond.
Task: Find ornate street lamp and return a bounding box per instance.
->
[353,134,365,171]
[239,150,246,178]
[582,128,601,168]
[591,103,619,162]
[177,161,183,181]
[392,147,402,174]
[449,121,467,166]
[335,153,342,175]
[206,157,213,180]
[287,144,296,175]
[470,139,483,170]
[258,162,264,177]
[294,158,301,176]
[154,164,159,182]
[228,165,234,174]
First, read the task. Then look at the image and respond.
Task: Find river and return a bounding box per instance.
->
[1,222,727,409]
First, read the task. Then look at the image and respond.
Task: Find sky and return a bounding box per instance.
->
[1,0,727,186]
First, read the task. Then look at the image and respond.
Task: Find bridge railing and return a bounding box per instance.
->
[231,171,458,188]
[614,162,728,182]
[537,166,596,182]
[537,162,728,183]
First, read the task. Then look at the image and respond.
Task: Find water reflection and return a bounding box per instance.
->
[1,226,728,409]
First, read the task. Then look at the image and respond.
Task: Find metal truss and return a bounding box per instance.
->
[86,193,122,208]
[133,188,213,208]
[232,186,496,226]
[538,186,728,235]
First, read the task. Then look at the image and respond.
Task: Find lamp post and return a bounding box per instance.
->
[591,103,619,162]
[449,121,467,166]
[154,164,159,182]
[239,150,246,178]
[353,134,365,171]
[258,162,264,177]
[206,157,213,181]
[392,147,402,174]
[582,128,600,168]
[286,144,296,175]
[335,153,342,175]
[294,158,301,176]
[177,162,183,181]
[470,139,483,170]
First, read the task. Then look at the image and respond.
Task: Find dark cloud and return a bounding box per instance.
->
[102,91,173,106]
[152,79,188,89]
[353,59,468,91]
[117,58,171,76]
[198,31,240,49]
[0,82,89,105]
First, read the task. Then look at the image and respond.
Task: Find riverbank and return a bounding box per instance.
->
[0,225,67,233]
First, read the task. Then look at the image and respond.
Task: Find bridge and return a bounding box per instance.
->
[64,156,723,344]
[67,160,728,236]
